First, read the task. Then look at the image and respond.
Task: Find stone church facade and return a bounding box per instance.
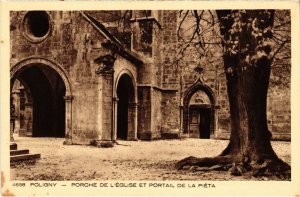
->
[10,10,290,145]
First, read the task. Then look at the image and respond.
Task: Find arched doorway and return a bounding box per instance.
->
[188,92,212,139]
[11,63,66,137]
[183,80,215,139]
[116,74,135,140]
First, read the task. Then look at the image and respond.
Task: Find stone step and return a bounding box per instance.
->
[10,143,17,150]
[10,149,30,156]
[10,153,41,163]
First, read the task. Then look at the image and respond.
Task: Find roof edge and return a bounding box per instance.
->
[81,11,144,66]
[80,11,122,46]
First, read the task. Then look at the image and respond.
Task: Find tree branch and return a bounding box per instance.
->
[271,39,289,61]
[177,10,190,41]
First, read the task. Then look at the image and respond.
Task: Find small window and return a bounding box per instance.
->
[23,11,51,42]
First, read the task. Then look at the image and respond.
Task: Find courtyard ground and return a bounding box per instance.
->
[10,136,290,181]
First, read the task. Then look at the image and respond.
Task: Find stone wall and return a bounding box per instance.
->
[160,11,180,89]
[156,10,230,137]
[267,87,290,136]
[151,88,163,139]
[137,86,152,139]
[161,90,180,134]
[267,69,291,140]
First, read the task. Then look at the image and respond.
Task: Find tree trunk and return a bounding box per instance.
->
[219,41,280,162]
[176,10,290,178]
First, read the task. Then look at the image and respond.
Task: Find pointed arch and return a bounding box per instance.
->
[182,79,216,137]
[183,79,215,107]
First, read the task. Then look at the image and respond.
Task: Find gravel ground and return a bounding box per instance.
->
[10,136,290,181]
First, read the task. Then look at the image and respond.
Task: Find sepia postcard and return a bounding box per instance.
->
[1,0,300,196]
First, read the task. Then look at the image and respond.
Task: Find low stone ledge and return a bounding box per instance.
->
[63,140,74,145]
[271,133,291,141]
[161,133,180,139]
[90,140,114,148]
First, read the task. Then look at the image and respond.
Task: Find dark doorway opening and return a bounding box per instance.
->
[11,64,66,137]
[188,106,211,139]
[199,108,211,139]
[116,74,134,140]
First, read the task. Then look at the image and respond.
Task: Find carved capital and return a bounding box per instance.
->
[95,54,116,75]
[10,97,15,118]
[64,95,74,101]
[113,97,119,102]
[24,102,32,107]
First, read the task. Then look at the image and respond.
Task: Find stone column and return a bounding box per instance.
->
[127,102,138,140]
[179,104,184,135]
[12,90,20,134]
[19,102,33,137]
[63,95,73,144]
[212,106,218,138]
[10,97,15,142]
[133,102,138,140]
[112,97,118,141]
[95,54,116,142]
